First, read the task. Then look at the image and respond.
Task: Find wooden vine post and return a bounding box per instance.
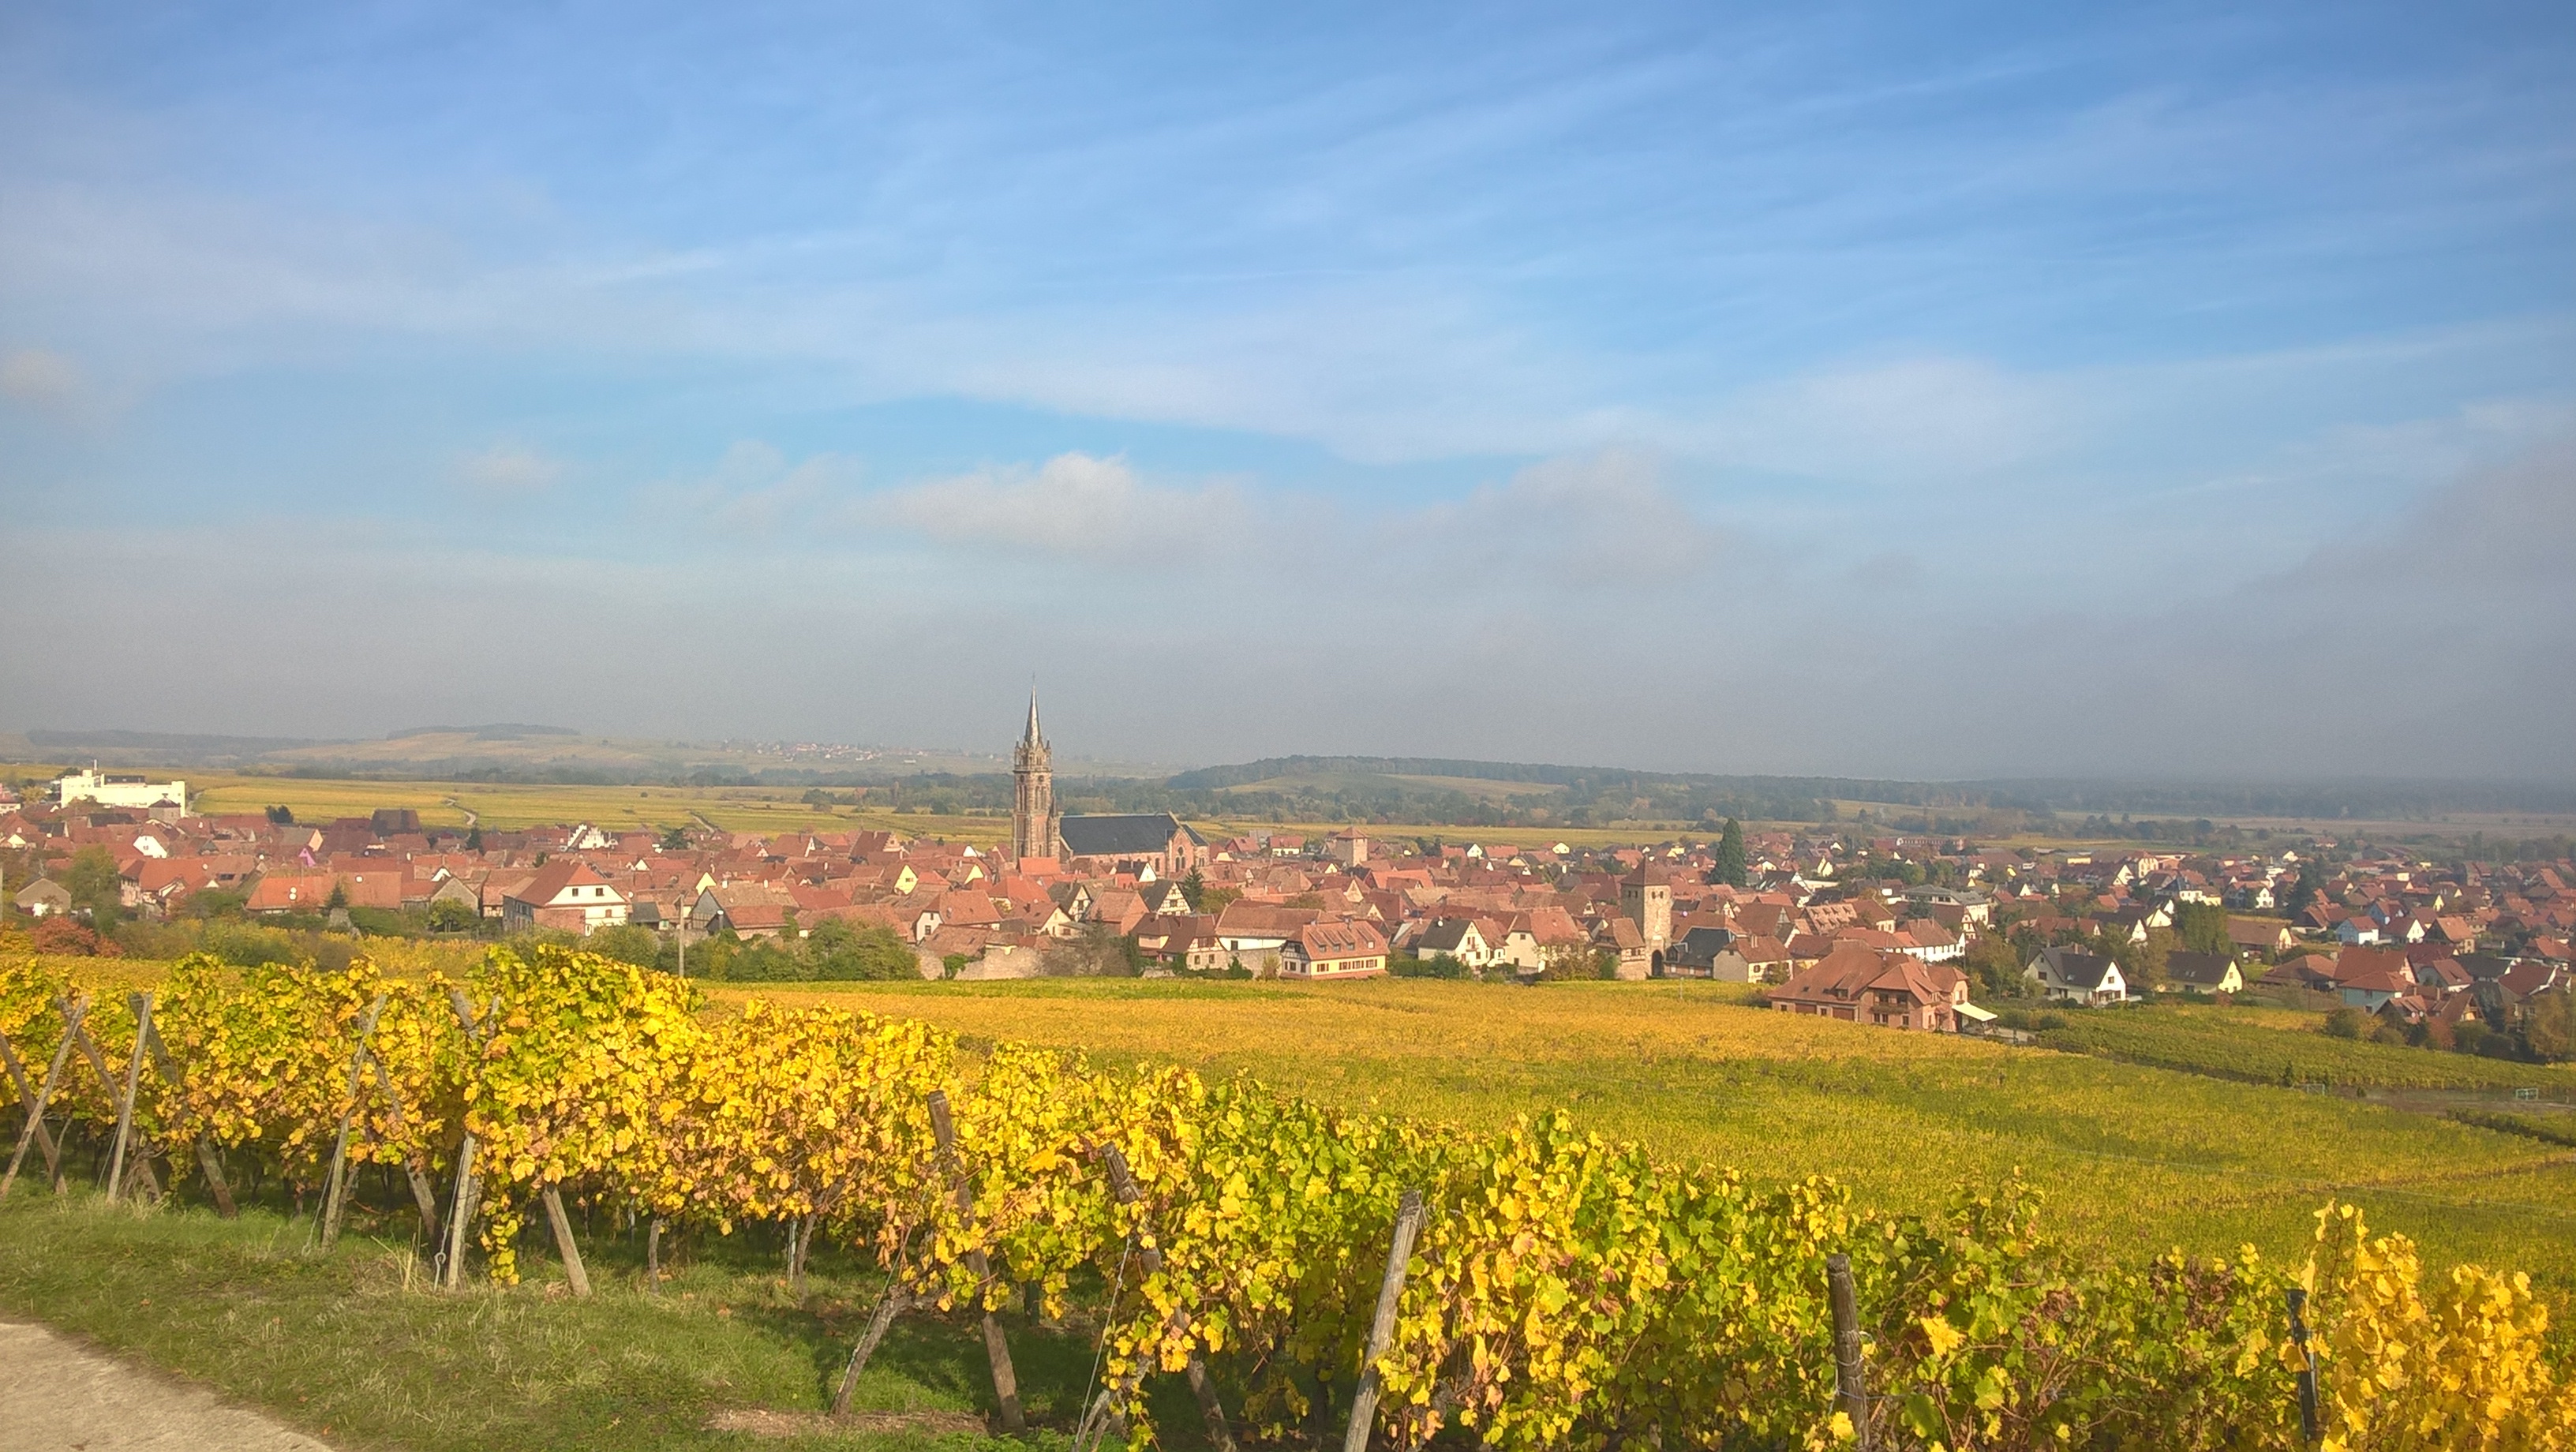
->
[0,1027,62,1191]
[440,990,492,1289]
[1827,1253,1873,1452]
[103,992,154,1204]
[2,998,84,1200]
[1080,1142,1238,1452]
[930,1089,1024,1433]
[2287,1287,2320,1445]
[541,1184,593,1297]
[315,994,389,1249]
[134,996,236,1217]
[366,1053,441,1241]
[1342,1188,1428,1452]
[60,995,157,1199]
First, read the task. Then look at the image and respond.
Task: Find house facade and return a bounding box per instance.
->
[2024,946,2129,1005]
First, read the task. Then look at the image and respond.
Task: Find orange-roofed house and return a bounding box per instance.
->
[502,861,629,935]
[1280,918,1388,979]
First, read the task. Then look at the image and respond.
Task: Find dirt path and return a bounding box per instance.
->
[0,1319,335,1452]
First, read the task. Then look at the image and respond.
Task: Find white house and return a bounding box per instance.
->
[2024,946,2129,1005]
[501,861,628,935]
[54,765,188,815]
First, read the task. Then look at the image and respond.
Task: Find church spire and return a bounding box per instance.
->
[1024,688,1043,747]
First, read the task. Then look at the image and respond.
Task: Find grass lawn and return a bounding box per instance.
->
[737,978,2576,1301]
[0,1191,1198,1452]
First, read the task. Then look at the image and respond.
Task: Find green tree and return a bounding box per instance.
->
[2523,990,2574,1063]
[1712,818,1747,888]
[1178,867,1208,911]
[426,898,480,934]
[586,923,665,968]
[2175,902,2232,955]
[63,845,125,925]
[464,825,484,851]
[2285,862,2323,914]
[659,825,691,851]
[806,918,919,980]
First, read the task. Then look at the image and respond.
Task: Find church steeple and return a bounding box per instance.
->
[1011,690,1057,863]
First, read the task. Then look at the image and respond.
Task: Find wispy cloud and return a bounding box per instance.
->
[455,443,565,494]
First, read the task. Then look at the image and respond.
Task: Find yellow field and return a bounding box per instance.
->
[731,977,2576,1297]
[171,772,1735,849]
[179,773,1013,844]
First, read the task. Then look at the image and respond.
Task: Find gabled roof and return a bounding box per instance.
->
[1059,814,1193,858]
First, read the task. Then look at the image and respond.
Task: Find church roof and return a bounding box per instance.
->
[1058,813,1198,858]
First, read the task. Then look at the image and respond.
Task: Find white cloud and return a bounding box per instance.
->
[0,346,84,415]
[877,451,1255,561]
[455,443,565,493]
[1412,449,1723,586]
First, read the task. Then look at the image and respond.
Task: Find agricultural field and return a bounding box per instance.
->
[739,978,2576,1300]
[2036,1003,2576,1095]
[181,773,1013,844]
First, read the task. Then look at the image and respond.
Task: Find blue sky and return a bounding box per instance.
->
[3,2,2570,777]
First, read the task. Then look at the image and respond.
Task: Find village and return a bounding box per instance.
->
[6,717,2571,1062]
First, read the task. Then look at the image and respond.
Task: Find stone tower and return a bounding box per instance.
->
[1011,690,1059,863]
[1620,863,1672,954]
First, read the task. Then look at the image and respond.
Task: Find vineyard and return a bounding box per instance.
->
[4,948,2574,1450]
[2033,1009,2576,1096]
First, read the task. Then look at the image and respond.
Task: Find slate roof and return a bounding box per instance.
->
[1058,813,1196,858]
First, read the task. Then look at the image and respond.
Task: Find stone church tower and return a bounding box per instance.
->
[1011,691,1060,863]
[1621,863,1672,954]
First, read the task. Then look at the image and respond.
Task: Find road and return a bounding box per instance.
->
[0,1319,335,1452]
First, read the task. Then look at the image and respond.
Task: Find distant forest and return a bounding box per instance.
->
[852,758,2576,833]
[13,732,2573,831]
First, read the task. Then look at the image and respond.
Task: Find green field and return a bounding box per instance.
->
[737,979,2576,1300]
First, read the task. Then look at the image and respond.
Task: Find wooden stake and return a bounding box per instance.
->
[646,1215,663,1291]
[104,995,152,1205]
[929,1090,1023,1433]
[316,994,388,1250]
[1342,1187,1425,1452]
[137,1003,234,1217]
[1827,1253,1872,1451]
[1093,1143,1238,1452]
[830,1285,913,1417]
[2,1001,82,1201]
[0,1028,62,1186]
[367,1054,442,1243]
[440,990,492,1289]
[2287,1287,2320,1445]
[541,1185,593,1297]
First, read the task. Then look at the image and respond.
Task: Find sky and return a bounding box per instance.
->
[2,2,2571,780]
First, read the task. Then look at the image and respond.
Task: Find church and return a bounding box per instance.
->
[1011,694,1207,880]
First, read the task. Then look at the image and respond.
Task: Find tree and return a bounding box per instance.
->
[2175,902,2231,955]
[2523,990,2574,1062]
[324,878,350,913]
[806,918,919,980]
[2285,863,2324,915]
[2121,926,2175,993]
[1179,867,1208,911]
[1712,818,1747,888]
[659,825,691,851]
[63,845,124,925]
[264,804,295,825]
[2322,1006,2366,1039]
[582,924,662,967]
[426,899,480,934]
[1960,931,2025,997]
[465,825,484,851]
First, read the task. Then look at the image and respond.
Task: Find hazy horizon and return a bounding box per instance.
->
[5,3,2570,780]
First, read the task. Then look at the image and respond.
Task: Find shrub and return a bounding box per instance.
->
[28,917,117,956]
[2322,1006,2366,1039]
